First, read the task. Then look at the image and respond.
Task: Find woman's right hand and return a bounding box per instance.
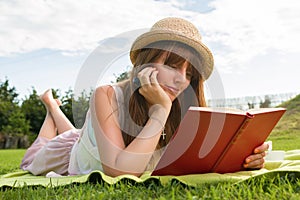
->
[137,67,172,111]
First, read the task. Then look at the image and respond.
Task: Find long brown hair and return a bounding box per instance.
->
[118,41,206,149]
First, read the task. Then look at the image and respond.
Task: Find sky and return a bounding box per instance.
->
[1,0,300,101]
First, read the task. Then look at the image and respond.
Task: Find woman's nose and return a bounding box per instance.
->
[174,68,187,83]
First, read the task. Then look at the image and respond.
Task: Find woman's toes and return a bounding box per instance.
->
[55,99,62,106]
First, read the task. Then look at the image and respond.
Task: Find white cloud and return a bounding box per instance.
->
[0,0,194,56]
[1,0,299,77]
[193,0,300,73]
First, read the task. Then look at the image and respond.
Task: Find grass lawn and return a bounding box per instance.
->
[268,130,300,150]
[1,130,300,200]
[0,149,26,175]
[1,94,300,199]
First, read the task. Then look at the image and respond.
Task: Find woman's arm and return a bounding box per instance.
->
[90,86,170,177]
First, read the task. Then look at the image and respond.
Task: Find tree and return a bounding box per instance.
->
[260,96,272,108]
[115,71,130,83]
[0,101,12,131]
[60,88,75,126]
[21,87,46,135]
[72,90,91,128]
[2,108,30,135]
[0,79,20,132]
[113,66,131,83]
[0,79,19,103]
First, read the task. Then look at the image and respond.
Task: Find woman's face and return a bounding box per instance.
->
[154,52,192,101]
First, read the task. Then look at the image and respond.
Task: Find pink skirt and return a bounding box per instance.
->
[20,129,80,176]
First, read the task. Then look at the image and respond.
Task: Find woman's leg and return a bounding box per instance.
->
[21,90,76,171]
[40,89,75,134]
[20,104,58,169]
[37,111,57,139]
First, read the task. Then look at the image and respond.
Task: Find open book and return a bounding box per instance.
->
[152,107,286,176]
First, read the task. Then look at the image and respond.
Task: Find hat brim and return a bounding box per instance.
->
[130,30,214,80]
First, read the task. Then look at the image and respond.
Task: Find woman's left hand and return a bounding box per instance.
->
[243,142,269,169]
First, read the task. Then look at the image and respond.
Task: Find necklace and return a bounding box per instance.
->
[161,129,166,140]
[149,115,166,140]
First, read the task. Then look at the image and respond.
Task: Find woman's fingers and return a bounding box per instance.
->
[254,142,269,154]
[244,152,266,169]
[149,70,159,85]
[244,157,265,169]
[244,160,264,169]
[137,67,156,86]
[243,142,269,169]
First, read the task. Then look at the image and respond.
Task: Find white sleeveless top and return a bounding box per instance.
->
[68,85,161,175]
[68,85,125,175]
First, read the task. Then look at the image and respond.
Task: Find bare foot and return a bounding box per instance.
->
[40,89,60,110]
[55,99,62,106]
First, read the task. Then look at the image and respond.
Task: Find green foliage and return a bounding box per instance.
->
[0,101,12,131]
[0,78,91,140]
[114,66,131,83]
[0,79,23,133]
[21,88,46,135]
[71,90,91,128]
[115,71,130,83]
[0,79,18,103]
[59,88,75,126]
[2,108,30,135]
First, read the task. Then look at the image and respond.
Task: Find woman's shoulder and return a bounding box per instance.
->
[93,83,127,121]
[94,85,115,101]
[94,82,127,101]
[95,81,129,97]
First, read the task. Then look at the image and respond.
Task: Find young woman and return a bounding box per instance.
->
[21,17,268,177]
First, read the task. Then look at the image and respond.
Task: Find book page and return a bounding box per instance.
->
[189,106,246,115]
[247,107,286,115]
[189,107,286,115]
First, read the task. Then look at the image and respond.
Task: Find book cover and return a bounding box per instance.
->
[152,107,286,176]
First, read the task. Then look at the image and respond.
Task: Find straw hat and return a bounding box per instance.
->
[130,17,214,80]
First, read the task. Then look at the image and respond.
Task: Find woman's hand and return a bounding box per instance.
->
[243,142,269,169]
[137,67,172,110]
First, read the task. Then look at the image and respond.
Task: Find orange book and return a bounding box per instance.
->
[152,107,286,176]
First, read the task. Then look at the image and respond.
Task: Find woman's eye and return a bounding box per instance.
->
[186,73,192,79]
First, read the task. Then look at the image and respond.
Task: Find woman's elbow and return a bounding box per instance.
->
[102,165,143,177]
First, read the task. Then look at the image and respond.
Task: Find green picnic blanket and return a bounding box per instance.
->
[1,150,300,188]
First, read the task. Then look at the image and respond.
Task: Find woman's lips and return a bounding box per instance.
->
[161,85,179,97]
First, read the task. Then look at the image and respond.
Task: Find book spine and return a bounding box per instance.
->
[211,113,254,172]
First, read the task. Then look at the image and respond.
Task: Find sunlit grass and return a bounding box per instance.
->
[1,91,300,199]
[0,149,25,175]
[268,130,300,150]
[1,143,300,199]
[1,173,300,199]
